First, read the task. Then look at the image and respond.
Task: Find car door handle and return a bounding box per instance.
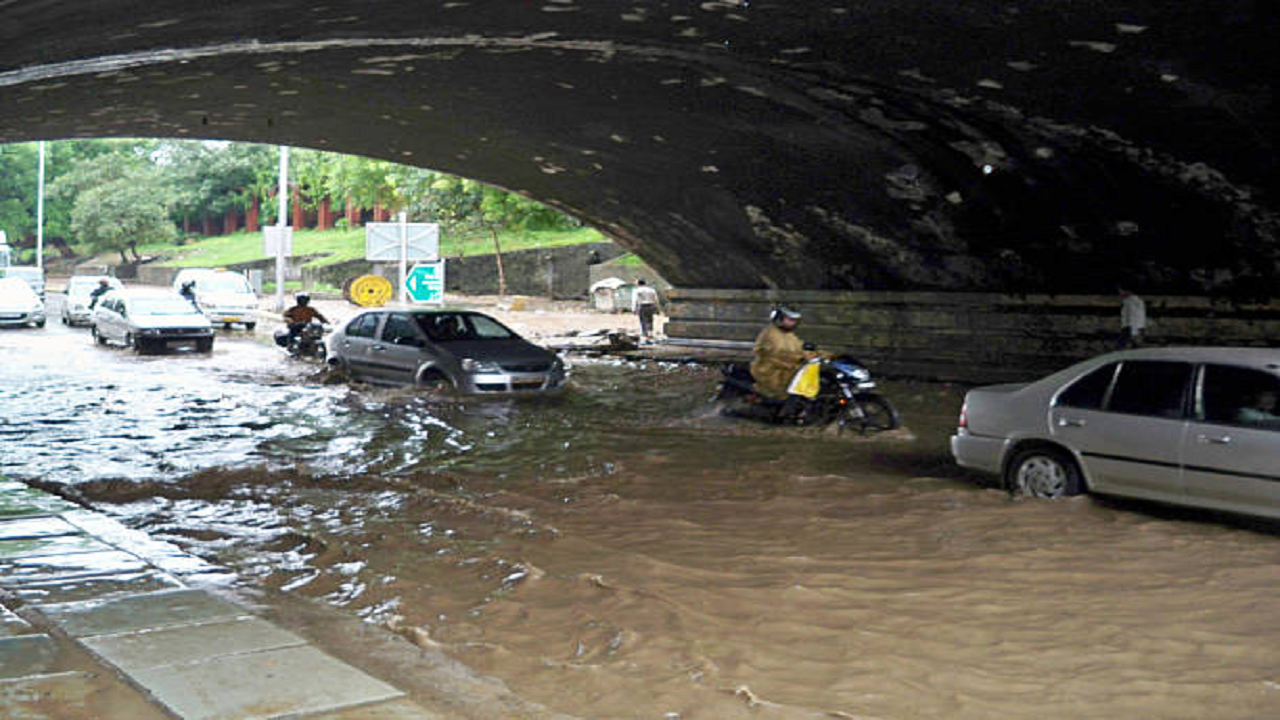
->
[372,345,385,352]
[1057,418,1086,428]
[1197,434,1232,445]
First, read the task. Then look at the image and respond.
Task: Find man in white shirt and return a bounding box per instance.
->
[1119,287,1147,348]
[631,279,661,341]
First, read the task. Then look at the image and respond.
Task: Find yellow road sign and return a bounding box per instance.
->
[346,274,393,307]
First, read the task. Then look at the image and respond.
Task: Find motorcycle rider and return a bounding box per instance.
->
[179,280,199,309]
[88,278,112,309]
[750,306,826,418]
[277,293,329,348]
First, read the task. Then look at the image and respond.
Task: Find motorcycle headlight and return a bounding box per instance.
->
[461,358,502,374]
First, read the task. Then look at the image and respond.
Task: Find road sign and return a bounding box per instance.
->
[366,222,439,261]
[405,262,445,304]
[263,226,293,256]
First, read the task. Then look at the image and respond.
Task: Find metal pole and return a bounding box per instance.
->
[35,141,45,270]
[275,146,289,311]
[398,211,408,304]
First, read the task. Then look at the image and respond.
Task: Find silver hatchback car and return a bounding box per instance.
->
[952,347,1280,520]
[329,309,566,393]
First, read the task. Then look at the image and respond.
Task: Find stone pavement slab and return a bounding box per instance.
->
[0,534,110,560]
[304,697,445,719]
[82,616,307,672]
[0,635,59,679]
[0,516,81,540]
[1,607,34,637]
[0,670,171,720]
[61,509,230,580]
[130,644,403,719]
[8,569,183,605]
[0,549,151,586]
[0,482,79,518]
[40,588,246,638]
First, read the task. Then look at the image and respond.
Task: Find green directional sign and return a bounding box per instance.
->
[405,262,445,304]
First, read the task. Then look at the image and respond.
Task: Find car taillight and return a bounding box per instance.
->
[958,400,968,428]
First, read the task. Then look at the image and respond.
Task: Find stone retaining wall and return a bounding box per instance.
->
[303,242,624,299]
[665,289,1280,383]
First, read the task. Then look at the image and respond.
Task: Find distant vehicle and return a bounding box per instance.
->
[170,268,258,330]
[62,275,123,326]
[3,265,45,299]
[90,288,215,353]
[328,308,566,393]
[0,276,46,328]
[952,347,1280,521]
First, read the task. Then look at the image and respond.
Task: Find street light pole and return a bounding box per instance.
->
[275,145,288,311]
[36,141,45,270]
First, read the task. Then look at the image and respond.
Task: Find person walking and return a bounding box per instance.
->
[632,279,661,342]
[1118,286,1147,349]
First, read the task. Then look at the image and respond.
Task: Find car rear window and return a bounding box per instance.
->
[1056,363,1118,409]
[1107,361,1194,419]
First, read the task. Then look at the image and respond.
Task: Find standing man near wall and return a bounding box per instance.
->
[632,278,661,342]
[1118,286,1147,348]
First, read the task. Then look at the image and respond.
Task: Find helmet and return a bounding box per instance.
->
[770,305,801,325]
[295,293,311,305]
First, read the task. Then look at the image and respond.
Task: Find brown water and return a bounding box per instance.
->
[4,320,1280,718]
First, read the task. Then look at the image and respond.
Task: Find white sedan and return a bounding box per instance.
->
[952,347,1280,520]
[0,276,46,328]
[90,288,215,353]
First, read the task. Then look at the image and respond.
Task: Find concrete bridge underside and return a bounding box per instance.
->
[1,1,1276,295]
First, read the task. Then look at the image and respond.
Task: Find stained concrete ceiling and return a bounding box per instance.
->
[1,1,1276,293]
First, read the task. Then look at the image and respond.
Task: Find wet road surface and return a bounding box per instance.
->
[4,306,1280,718]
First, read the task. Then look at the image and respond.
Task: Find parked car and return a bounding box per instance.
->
[62,275,123,326]
[0,276,46,328]
[2,265,45,299]
[90,288,215,353]
[170,268,258,330]
[952,347,1280,520]
[329,309,566,393]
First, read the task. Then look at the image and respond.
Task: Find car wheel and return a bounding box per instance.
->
[245,322,256,331]
[416,369,452,393]
[61,315,68,325]
[196,338,214,353]
[91,326,107,345]
[1005,446,1083,498]
[34,319,46,328]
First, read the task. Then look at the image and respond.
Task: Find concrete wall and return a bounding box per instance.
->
[303,242,625,299]
[665,289,1280,383]
[132,257,314,288]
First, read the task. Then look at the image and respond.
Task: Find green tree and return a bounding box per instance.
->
[52,149,177,263]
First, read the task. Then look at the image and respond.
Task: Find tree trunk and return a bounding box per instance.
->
[487,222,507,296]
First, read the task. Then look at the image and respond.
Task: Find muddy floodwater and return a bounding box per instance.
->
[4,319,1280,718]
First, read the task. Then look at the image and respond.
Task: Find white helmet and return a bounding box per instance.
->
[770,305,801,325]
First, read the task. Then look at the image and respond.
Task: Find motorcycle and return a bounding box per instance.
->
[273,320,328,360]
[715,354,899,433]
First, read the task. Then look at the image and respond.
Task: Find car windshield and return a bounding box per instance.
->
[69,279,116,298]
[415,313,516,342]
[0,278,36,299]
[131,297,202,316]
[196,274,251,293]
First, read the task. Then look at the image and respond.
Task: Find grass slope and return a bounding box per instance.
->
[128,226,606,269]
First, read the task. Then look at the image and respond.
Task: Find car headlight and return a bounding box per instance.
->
[460,358,502,373]
[139,328,163,335]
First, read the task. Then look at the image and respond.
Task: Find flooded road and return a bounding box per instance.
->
[4,313,1280,718]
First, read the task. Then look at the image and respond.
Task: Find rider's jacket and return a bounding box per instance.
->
[750,325,808,399]
[283,305,326,326]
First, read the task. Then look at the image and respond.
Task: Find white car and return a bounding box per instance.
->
[0,276,46,328]
[952,347,1280,520]
[90,288,215,353]
[171,268,259,330]
[62,275,123,326]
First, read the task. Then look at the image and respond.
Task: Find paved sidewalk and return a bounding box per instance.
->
[0,477,438,719]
